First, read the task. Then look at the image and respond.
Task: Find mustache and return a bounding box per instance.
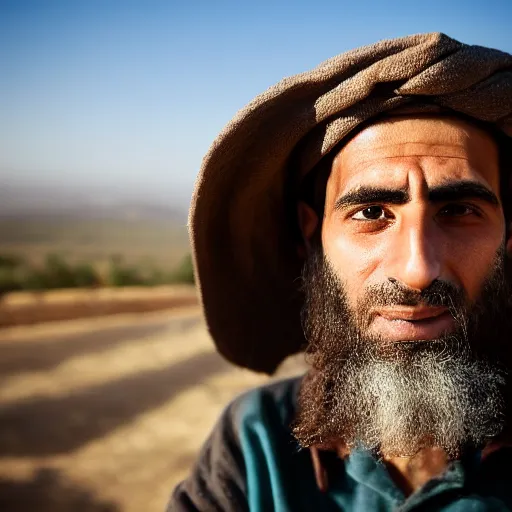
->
[363,278,466,310]
[360,279,469,336]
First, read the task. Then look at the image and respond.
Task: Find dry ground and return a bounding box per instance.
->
[0,286,198,327]
[0,307,306,511]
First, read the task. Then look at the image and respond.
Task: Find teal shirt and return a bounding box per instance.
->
[171,377,512,511]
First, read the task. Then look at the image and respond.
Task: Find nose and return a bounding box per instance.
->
[389,223,441,292]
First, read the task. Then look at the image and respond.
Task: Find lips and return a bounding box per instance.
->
[378,306,448,322]
[370,306,454,341]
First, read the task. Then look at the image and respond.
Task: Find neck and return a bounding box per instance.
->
[382,447,449,496]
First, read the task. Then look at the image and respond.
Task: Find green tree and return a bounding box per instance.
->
[168,254,195,284]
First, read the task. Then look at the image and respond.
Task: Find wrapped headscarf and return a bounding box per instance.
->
[189,32,512,373]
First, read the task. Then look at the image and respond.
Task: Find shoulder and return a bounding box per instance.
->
[168,376,304,512]
[229,375,303,431]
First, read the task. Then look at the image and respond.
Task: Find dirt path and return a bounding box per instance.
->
[0,308,306,511]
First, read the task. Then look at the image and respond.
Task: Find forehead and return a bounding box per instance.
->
[328,116,500,195]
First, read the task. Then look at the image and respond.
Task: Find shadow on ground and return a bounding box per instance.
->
[0,468,119,512]
[0,315,201,377]
[0,350,231,456]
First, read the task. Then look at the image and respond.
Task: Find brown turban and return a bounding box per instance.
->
[188,32,512,373]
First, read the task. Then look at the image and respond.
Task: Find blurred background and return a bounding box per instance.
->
[1,0,511,510]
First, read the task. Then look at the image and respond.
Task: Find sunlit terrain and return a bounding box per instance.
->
[0,306,306,511]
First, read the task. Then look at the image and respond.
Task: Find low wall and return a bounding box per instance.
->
[0,285,198,327]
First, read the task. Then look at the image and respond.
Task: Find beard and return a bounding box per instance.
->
[293,245,512,459]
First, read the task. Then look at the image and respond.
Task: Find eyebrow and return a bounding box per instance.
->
[334,187,409,210]
[333,180,499,210]
[428,181,499,205]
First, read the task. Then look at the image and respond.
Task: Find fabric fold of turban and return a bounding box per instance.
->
[189,32,512,374]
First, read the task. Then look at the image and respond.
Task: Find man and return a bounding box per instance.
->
[170,33,512,511]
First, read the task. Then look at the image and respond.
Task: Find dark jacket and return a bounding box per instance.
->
[169,377,512,511]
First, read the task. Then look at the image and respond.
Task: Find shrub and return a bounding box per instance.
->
[71,263,100,288]
[0,267,23,294]
[40,254,100,289]
[0,254,24,268]
[43,254,79,289]
[0,252,195,292]
[106,255,145,287]
[168,254,195,284]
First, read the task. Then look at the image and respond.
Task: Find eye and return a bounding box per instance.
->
[352,205,387,220]
[438,203,476,217]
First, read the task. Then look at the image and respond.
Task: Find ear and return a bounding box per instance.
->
[297,201,319,257]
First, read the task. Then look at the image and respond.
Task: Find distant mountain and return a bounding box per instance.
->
[0,182,188,223]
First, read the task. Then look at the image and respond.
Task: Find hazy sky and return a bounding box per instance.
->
[1,0,512,208]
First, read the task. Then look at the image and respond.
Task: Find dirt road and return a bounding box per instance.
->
[0,308,306,511]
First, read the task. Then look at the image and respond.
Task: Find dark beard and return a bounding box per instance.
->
[293,246,512,459]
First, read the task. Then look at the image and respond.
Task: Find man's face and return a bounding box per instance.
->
[294,116,511,457]
[321,116,505,343]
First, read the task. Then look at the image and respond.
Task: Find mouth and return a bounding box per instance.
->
[371,307,454,341]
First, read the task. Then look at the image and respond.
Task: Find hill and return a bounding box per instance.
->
[0,183,190,271]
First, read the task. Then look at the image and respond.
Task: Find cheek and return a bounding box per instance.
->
[444,236,503,302]
[322,219,386,298]
[436,215,505,301]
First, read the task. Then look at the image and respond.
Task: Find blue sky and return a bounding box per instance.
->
[1,0,511,208]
